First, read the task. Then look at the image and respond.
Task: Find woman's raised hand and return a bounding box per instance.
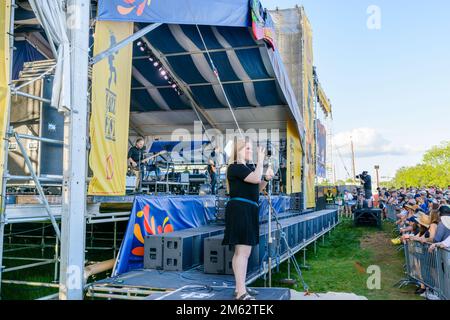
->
[257,146,266,164]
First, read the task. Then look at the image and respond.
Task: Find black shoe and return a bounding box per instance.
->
[415,288,426,295]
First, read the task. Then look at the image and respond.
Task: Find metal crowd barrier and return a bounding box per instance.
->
[404,240,450,300]
[386,204,397,221]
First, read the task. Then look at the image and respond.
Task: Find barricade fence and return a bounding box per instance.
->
[404,240,449,300]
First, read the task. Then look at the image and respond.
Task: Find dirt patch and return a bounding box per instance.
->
[360,230,398,264]
[358,228,421,300]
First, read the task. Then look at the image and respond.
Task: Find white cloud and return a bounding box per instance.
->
[333,127,422,158]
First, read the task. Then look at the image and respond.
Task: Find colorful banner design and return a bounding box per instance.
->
[250,0,276,50]
[113,195,290,275]
[0,0,11,199]
[286,118,303,194]
[88,21,133,196]
[302,12,316,208]
[97,0,251,28]
[316,120,327,179]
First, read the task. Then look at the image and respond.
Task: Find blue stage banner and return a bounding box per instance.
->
[97,0,251,27]
[113,194,289,275]
[113,195,216,275]
[259,195,290,218]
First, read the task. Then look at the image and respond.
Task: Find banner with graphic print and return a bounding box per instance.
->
[112,195,216,275]
[97,0,251,27]
[88,21,133,195]
[286,118,303,194]
[250,0,276,49]
[0,0,11,199]
[302,10,316,208]
[112,195,290,275]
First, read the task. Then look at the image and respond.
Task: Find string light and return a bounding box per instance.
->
[136,38,184,96]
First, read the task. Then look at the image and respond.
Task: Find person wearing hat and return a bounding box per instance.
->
[433,205,450,243]
[408,212,435,243]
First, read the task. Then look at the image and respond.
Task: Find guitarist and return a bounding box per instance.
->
[207,149,218,194]
[128,138,146,192]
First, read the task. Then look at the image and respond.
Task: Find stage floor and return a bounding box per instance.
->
[93,266,258,290]
[88,209,339,300]
[146,285,291,300]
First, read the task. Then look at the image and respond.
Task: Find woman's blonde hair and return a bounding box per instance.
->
[227,137,248,165]
[226,137,250,193]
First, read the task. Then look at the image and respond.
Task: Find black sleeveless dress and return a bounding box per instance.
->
[222,163,260,246]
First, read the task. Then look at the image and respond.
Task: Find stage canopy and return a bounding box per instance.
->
[13,0,305,140]
[99,0,305,139]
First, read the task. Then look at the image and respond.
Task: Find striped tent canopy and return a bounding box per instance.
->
[128,22,304,137]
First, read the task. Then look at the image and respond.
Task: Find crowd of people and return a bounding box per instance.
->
[336,185,450,297]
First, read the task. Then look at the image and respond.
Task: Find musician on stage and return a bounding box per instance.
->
[207,148,218,194]
[128,138,147,192]
[222,138,274,300]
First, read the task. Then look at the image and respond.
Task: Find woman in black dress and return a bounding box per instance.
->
[222,138,274,300]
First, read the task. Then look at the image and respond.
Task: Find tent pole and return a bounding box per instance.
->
[59,0,90,300]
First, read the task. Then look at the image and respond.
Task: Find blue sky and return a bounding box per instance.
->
[263,0,450,181]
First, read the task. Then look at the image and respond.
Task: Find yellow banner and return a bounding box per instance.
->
[302,11,316,208]
[88,21,133,196]
[0,0,11,199]
[286,118,302,194]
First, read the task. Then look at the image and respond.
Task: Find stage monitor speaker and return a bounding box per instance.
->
[203,235,226,274]
[163,226,224,271]
[144,235,164,269]
[225,244,259,275]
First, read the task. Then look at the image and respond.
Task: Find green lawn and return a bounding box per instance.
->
[254,219,422,300]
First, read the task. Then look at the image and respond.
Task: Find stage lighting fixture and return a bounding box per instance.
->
[149,56,154,62]
[153,61,159,67]
[139,46,145,52]
[172,84,177,89]
[160,70,167,76]
[136,41,143,47]
[164,75,169,80]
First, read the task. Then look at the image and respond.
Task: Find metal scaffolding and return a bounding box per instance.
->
[0,0,175,300]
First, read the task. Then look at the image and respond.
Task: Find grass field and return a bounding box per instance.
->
[1,218,422,300]
[254,219,422,300]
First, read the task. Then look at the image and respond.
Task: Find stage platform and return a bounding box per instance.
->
[146,286,291,300]
[87,209,339,300]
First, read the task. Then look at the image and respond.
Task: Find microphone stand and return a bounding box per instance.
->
[267,155,273,288]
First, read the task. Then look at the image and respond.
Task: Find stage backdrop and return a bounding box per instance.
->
[0,0,11,198]
[316,119,327,178]
[88,21,133,196]
[286,118,302,194]
[302,11,316,208]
